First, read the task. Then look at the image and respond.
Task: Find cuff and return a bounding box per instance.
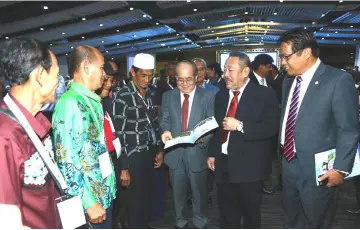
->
[81,187,97,210]
[335,169,349,176]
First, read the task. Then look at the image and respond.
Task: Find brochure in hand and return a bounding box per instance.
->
[314,145,360,186]
[164,116,219,149]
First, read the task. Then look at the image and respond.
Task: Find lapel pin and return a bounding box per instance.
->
[315,81,319,85]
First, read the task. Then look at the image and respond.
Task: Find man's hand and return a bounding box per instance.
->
[222,117,240,131]
[161,131,173,144]
[154,152,164,168]
[207,157,215,171]
[120,169,131,188]
[86,203,106,224]
[318,169,345,187]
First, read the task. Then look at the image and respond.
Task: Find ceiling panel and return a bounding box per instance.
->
[0,1,129,36]
[332,11,360,23]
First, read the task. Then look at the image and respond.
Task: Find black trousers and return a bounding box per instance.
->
[217,155,262,229]
[354,175,360,208]
[111,152,122,221]
[119,147,155,229]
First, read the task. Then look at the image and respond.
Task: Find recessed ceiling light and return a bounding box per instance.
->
[245,36,248,39]
[245,12,248,15]
[156,22,159,25]
[335,31,338,33]
[82,17,86,21]
[65,53,68,56]
[102,40,105,43]
[343,41,346,44]
[191,42,194,44]
[265,30,268,33]
[178,50,181,51]
[202,19,205,21]
[176,33,179,36]
[350,25,354,28]
[146,38,149,41]
[43,6,48,10]
[133,34,137,38]
[130,7,134,10]
[143,14,147,18]
[274,12,277,15]
[40,28,44,31]
[117,43,119,46]
[216,37,219,39]
[304,27,307,29]
[246,32,248,35]
[322,37,324,40]
[174,48,177,50]
[321,14,325,17]
[106,51,109,53]
[116,30,120,32]
[131,47,134,49]
[339,0,343,2]
[245,25,248,28]
[200,46,203,48]
[193,9,197,12]
[112,58,114,60]
[50,43,52,46]
[62,32,65,35]
[161,43,165,46]
[270,21,274,23]
[280,0,283,2]
[327,34,330,36]
[5,37,9,39]
[187,0,191,2]
[312,22,315,24]
[267,26,270,28]
[208,26,211,28]
[100,24,103,27]
[354,39,357,41]
[211,30,214,33]
[71,46,74,49]
[82,36,85,39]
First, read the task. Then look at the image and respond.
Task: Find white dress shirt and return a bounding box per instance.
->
[180,86,196,130]
[222,79,250,155]
[280,58,321,151]
[254,71,268,87]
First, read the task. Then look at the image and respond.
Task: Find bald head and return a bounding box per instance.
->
[68,45,100,78]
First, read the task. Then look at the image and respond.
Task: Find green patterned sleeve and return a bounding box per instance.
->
[52,96,97,209]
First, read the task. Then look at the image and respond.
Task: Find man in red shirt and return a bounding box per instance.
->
[0,37,61,228]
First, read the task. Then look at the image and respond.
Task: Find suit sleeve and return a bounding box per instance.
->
[159,92,171,134]
[208,94,222,158]
[200,93,215,148]
[332,73,360,173]
[242,89,280,140]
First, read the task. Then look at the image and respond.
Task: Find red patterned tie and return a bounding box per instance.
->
[182,94,189,132]
[221,91,240,144]
[283,76,302,162]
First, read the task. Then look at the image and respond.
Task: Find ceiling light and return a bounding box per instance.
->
[193,9,197,12]
[5,37,9,39]
[304,27,307,29]
[161,43,165,46]
[216,37,219,39]
[321,14,325,17]
[246,32,248,35]
[82,17,86,21]
[143,14,147,18]
[202,18,205,21]
[82,36,85,39]
[200,46,203,48]
[65,53,68,56]
[71,46,74,49]
[191,42,194,44]
[280,0,283,2]
[211,30,214,33]
[352,53,354,54]
[62,32,65,35]
[178,50,181,51]
[339,0,343,2]
[245,12,248,15]
[322,38,324,40]
[327,34,330,36]
[100,24,103,27]
[245,36,248,39]
[245,25,248,28]
[131,46,134,49]
[207,26,211,28]
[174,48,177,50]
[221,43,224,45]
[117,43,119,46]
[187,0,191,2]
[102,40,105,43]
[343,41,346,44]
[130,7,134,10]
[50,43,52,46]
[112,58,114,60]
[270,21,274,23]
[274,12,277,15]
[267,26,270,28]
[43,6,48,10]
[176,33,179,36]
[106,51,108,53]
[350,25,354,28]
[156,22,159,25]
[146,38,149,41]
[40,28,44,31]
[261,37,264,39]
[354,39,357,41]
[228,14,238,18]
[265,30,268,33]
[335,31,338,33]
[312,22,315,24]
[116,30,120,32]
[133,34,137,38]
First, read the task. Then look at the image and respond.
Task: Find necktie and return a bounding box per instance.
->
[283,76,302,162]
[260,78,265,86]
[221,91,240,144]
[182,94,190,132]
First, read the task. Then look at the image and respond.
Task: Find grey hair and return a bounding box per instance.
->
[191,58,207,69]
[175,60,198,81]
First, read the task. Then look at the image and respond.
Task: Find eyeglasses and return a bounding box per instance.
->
[279,49,303,61]
[176,77,195,84]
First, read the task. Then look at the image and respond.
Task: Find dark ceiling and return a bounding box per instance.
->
[1,1,360,61]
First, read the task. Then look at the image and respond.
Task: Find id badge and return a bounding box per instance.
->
[149,128,156,145]
[113,138,122,159]
[99,152,112,179]
[56,195,86,229]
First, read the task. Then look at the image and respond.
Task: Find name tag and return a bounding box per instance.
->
[149,128,156,145]
[113,138,122,159]
[56,195,86,229]
[99,152,112,179]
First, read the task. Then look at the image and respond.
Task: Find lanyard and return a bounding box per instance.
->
[79,94,105,145]
[136,92,151,125]
[167,79,174,90]
[3,94,68,192]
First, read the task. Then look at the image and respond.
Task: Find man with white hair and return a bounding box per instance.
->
[113,53,164,228]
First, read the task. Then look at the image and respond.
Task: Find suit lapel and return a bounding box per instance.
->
[173,89,182,128]
[279,76,295,132]
[188,87,201,129]
[296,62,326,122]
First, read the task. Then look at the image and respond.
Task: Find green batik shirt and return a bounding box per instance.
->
[52,82,116,210]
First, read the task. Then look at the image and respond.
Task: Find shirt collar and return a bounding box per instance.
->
[300,58,321,82]
[253,71,265,83]
[181,86,197,98]
[128,81,151,98]
[70,82,101,103]
[229,78,250,96]
[201,81,206,88]
[7,94,51,138]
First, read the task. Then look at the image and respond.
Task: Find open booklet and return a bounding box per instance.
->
[164,116,219,149]
[314,145,360,186]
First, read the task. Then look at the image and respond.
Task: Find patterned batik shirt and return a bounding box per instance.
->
[52,82,116,210]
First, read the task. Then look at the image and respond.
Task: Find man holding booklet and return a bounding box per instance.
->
[278,28,360,228]
[159,60,215,229]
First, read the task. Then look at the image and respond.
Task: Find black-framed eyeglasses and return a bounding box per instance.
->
[279,49,303,61]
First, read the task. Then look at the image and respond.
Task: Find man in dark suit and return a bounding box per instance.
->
[249,54,274,88]
[160,60,214,229]
[155,61,177,112]
[208,52,280,228]
[279,28,359,228]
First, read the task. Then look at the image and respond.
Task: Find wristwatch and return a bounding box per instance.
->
[236,121,243,132]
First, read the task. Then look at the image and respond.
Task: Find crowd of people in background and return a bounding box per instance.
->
[0,27,360,230]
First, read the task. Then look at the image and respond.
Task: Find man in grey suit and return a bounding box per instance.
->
[160,60,215,229]
[279,28,359,228]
